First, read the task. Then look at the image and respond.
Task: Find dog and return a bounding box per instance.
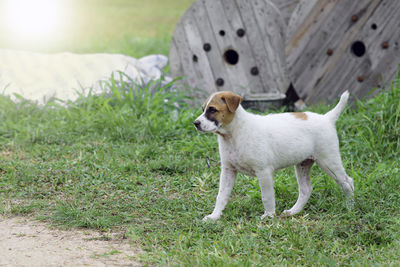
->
[194,91,354,221]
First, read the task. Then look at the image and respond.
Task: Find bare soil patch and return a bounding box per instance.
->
[0,216,141,267]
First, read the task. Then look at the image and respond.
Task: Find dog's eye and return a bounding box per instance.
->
[208,107,218,113]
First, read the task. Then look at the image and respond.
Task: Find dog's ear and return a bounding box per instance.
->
[221,92,243,113]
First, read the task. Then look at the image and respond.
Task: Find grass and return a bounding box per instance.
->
[0,73,399,265]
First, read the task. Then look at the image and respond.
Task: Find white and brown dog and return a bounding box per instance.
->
[194,91,354,221]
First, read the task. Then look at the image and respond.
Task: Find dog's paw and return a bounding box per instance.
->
[281,210,294,217]
[202,214,221,222]
[260,212,274,220]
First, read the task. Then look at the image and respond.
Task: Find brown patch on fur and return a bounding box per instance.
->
[216,131,228,139]
[292,112,308,120]
[204,92,243,126]
[221,92,242,112]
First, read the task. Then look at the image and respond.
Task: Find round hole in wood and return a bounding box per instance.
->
[203,43,211,52]
[250,66,259,76]
[237,28,245,37]
[351,41,366,57]
[223,49,239,65]
[216,78,224,87]
[371,23,377,30]
[219,30,225,36]
[192,55,198,63]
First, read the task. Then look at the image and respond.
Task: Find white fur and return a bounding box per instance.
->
[195,91,354,221]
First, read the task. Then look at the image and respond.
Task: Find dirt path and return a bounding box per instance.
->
[0,216,141,266]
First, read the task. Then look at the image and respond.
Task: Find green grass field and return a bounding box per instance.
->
[1,0,400,266]
[0,76,399,266]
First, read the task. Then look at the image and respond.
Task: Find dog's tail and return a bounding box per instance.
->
[325,91,349,124]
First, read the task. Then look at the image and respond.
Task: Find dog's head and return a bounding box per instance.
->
[193,91,243,133]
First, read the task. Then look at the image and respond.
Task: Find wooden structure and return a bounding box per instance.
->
[169,0,289,103]
[286,0,400,104]
[170,0,400,107]
[270,0,299,25]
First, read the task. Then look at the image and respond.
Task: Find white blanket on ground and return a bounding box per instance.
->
[0,49,170,105]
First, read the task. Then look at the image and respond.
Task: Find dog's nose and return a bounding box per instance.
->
[193,120,201,129]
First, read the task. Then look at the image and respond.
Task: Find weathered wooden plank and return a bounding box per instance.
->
[285,0,320,46]
[183,19,217,91]
[251,0,289,94]
[220,0,265,94]
[170,0,289,99]
[286,0,400,104]
[171,21,209,92]
[270,0,300,25]
[169,41,183,80]
[235,0,277,94]
[289,0,369,98]
[202,0,253,91]
[191,0,235,92]
[310,0,400,102]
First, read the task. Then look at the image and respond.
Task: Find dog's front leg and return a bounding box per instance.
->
[203,164,237,221]
[257,168,275,219]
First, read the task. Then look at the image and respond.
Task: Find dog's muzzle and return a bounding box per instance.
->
[193,120,201,131]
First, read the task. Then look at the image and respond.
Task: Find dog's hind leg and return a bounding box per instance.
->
[316,154,354,207]
[282,159,314,216]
